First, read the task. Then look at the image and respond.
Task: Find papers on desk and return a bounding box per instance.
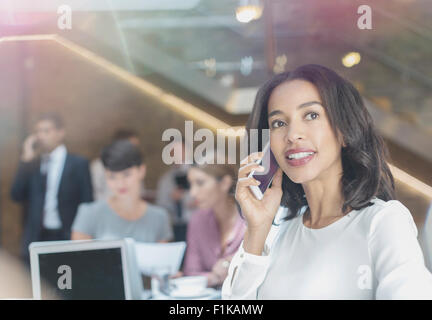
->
[135,241,186,275]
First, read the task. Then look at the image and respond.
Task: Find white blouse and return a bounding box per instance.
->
[222,198,432,299]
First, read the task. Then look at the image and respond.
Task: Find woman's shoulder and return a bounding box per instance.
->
[144,203,170,220]
[78,199,108,214]
[355,198,416,237]
[356,198,410,218]
[74,200,108,228]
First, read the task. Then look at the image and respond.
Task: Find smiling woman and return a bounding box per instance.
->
[222,64,432,300]
[246,64,395,222]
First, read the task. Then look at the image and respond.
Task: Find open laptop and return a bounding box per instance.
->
[29,238,143,300]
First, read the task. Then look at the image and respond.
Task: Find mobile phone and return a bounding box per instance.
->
[247,142,279,200]
[32,139,41,152]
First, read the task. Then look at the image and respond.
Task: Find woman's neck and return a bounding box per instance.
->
[302,162,346,227]
[109,193,146,220]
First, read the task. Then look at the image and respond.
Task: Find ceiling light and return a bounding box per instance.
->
[342,52,361,68]
[273,54,287,74]
[236,0,263,23]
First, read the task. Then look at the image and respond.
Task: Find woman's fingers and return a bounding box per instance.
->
[235,177,260,202]
[238,162,265,179]
[240,152,263,167]
[237,176,261,188]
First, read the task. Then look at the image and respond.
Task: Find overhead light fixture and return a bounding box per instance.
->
[204,58,216,77]
[273,54,287,74]
[342,52,361,68]
[236,0,263,23]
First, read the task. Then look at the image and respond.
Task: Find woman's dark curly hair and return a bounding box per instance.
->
[245,64,395,220]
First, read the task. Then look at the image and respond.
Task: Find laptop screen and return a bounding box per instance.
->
[38,247,126,300]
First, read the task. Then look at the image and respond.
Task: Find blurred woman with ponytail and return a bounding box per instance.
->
[183,153,246,288]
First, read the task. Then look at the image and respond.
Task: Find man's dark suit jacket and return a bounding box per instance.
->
[10,152,93,258]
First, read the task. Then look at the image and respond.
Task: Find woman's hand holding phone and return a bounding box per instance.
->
[235,152,284,256]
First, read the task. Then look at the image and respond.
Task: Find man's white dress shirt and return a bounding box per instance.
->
[41,144,67,230]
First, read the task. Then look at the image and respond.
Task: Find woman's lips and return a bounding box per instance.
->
[285,152,316,167]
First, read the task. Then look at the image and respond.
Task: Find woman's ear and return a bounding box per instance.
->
[139,164,146,180]
[337,130,346,148]
[220,175,233,194]
[341,139,347,148]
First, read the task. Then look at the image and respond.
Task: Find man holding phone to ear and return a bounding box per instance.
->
[11,112,93,263]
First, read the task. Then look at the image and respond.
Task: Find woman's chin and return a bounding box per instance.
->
[114,191,130,198]
[195,202,207,210]
[285,172,316,185]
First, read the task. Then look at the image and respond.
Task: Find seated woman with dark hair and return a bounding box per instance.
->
[72,140,173,243]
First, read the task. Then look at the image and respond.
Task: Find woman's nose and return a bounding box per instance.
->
[116,178,127,188]
[284,121,305,144]
[189,185,198,199]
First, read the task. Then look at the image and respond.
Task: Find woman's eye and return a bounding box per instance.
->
[271,120,285,128]
[305,112,319,120]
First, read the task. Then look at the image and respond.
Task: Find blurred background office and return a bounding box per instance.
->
[0,0,432,297]
[156,137,195,242]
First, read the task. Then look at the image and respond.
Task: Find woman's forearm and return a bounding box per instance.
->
[243,226,271,256]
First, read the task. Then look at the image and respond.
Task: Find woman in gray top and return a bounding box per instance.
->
[72,140,173,243]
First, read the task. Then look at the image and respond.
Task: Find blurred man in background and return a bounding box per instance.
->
[10,112,93,263]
